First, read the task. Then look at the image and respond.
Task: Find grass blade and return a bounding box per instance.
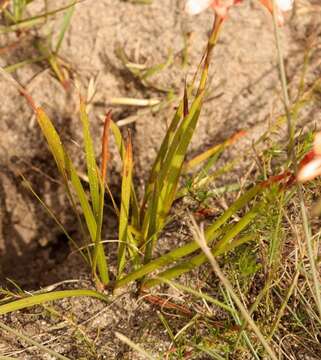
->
[92,176,109,286]
[91,113,112,286]
[4,55,47,73]
[156,278,235,314]
[182,130,246,174]
[110,120,140,228]
[0,1,79,34]
[142,201,262,289]
[0,289,108,315]
[36,104,108,279]
[141,92,205,262]
[55,0,75,54]
[117,134,134,277]
[113,185,262,290]
[79,98,100,218]
[36,107,66,177]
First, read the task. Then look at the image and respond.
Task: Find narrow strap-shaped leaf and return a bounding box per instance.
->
[139,20,222,259]
[0,1,79,34]
[13,0,26,22]
[66,156,96,241]
[80,99,100,218]
[101,111,111,184]
[142,44,208,211]
[91,114,111,285]
[158,93,204,187]
[36,108,66,177]
[183,141,225,173]
[55,0,75,54]
[142,92,204,256]
[110,120,140,228]
[142,101,184,210]
[117,135,134,277]
[113,185,262,290]
[92,177,109,285]
[158,108,203,222]
[142,180,160,263]
[36,107,93,262]
[142,203,262,289]
[0,289,109,315]
[205,185,261,240]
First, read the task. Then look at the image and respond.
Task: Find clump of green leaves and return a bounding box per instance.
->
[0,15,278,302]
[0,19,300,360]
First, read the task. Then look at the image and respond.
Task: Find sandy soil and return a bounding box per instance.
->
[0,0,321,358]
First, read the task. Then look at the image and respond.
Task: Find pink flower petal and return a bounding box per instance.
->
[314,133,321,156]
[297,157,321,183]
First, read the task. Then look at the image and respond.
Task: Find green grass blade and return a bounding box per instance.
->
[91,112,111,286]
[36,104,108,276]
[79,99,100,218]
[117,135,134,277]
[141,92,204,261]
[35,107,94,262]
[36,108,66,177]
[140,50,173,81]
[183,141,226,173]
[204,185,261,240]
[0,289,109,315]
[157,92,204,205]
[66,158,95,241]
[142,202,262,289]
[141,42,207,213]
[113,185,262,289]
[55,0,75,54]
[110,120,125,158]
[110,120,140,228]
[0,1,79,34]
[92,177,109,286]
[208,203,262,255]
[4,55,47,73]
[157,278,235,314]
[142,180,160,262]
[157,311,176,344]
[142,99,184,212]
[13,0,27,22]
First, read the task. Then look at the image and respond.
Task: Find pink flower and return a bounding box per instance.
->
[259,0,293,26]
[297,133,321,183]
[185,0,241,19]
[185,0,294,25]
